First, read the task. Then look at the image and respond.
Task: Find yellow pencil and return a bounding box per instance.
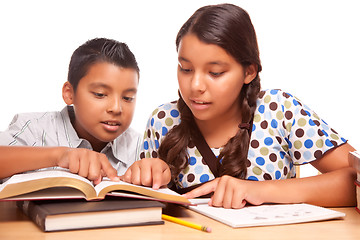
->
[162,214,212,233]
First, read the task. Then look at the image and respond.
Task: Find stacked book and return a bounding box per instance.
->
[350,151,360,213]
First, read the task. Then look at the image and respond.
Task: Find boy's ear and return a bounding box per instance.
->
[244,64,258,84]
[62,81,75,105]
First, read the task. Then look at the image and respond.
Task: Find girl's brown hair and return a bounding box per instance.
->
[158,4,262,180]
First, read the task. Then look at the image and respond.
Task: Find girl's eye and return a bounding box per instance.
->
[179,66,192,73]
[210,71,224,77]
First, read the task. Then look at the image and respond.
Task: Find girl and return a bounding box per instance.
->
[0,38,140,184]
[122,4,356,208]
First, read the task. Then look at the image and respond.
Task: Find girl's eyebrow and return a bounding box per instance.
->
[178,56,228,66]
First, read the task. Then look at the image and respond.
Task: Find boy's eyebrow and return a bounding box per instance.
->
[89,82,137,93]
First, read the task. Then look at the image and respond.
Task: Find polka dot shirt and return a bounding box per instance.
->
[139,89,347,189]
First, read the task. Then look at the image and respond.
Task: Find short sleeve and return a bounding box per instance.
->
[138,102,180,160]
[272,90,347,165]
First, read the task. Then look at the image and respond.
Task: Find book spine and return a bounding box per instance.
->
[16,201,48,231]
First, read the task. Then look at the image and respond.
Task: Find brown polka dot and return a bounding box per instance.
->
[313,120,320,126]
[294,151,301,160]
[147,129,151,138]
[314,150,323,159]
[263,173,272,180]
[171,100,177,104]
[283,92,290,98]
[251,140,259,148]
[318,129,325,136]
[295,129,304,138]
[300,109,308,116]
[269,102,278,111]
[269,153,277,162]
[202,158,206,165]
[187,174,195,183]
[246,159,251,167]
[140,152,145,159]
[276,136,282,144]
[155,132,160,140]
[151,151,158,158]
[330,140,338,147]
[285,111,293,120]
[283,166,288,175]
[331,128,338,134]
[157,111,166,119]
[294,100,302,106]
[260,120,268,129]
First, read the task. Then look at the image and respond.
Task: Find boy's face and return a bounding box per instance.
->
[63,62,138,151]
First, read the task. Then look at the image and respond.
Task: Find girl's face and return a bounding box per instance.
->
[177,34,255,125]
[63,62,138,151]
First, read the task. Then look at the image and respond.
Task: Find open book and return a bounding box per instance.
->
[0,169,191,205]
[188,199,346,228]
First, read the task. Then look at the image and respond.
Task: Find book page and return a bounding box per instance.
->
[189,203,345,228]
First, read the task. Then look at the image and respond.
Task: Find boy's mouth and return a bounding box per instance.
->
[101,121,121,132]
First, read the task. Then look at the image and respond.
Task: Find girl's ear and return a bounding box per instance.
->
[244,64,258,84]
[62,81,75,105]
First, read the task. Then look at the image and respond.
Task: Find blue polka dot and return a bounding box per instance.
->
[303,151,312,160]
[200,174,210,183]
[256,157,265,166]
[150,118,154,126]
[247,149,255,158]
[322,119,328,125]
[280,151,286,159]
[309,119,316,126]
[264,137,273,146]
[293,99,299,106]
[304,110,311,117]
[341,137,346,142]
[154,121,162,130]
[170,109,179,118]
[322,130,329,137]
[143,141,149,150]
[271,119,278,128]
[304,139,313,149]
[248,176,259,181]
[178,174,184,182]
[189,157,197,165]
[258,105,265,113]
[252,124,256,132]
[264,111,272,120]
[161,126,168,136]
[275,170,281,179]
[163,103,172,110]
[270,89,279,95]
[285,138,292,149]
[194,165,204,174]
[155,140,159,149]
[306,128,315,137]
[266,164,274,172]
[325,139,334,147]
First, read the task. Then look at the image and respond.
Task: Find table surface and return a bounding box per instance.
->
[0,201,359,240]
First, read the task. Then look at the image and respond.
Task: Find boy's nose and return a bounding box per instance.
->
[107,98,122,114]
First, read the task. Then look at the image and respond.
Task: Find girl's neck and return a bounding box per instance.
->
[195,114,241,149]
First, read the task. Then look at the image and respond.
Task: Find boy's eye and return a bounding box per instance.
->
[92,92,106,98]
[123,96,135,102]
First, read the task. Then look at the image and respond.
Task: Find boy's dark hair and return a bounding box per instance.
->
[67,38,139,92]
[158,4,262,181]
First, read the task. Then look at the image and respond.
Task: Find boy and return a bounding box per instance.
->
[0,38,140,185]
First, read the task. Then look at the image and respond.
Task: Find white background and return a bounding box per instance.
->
[1,0,359,175]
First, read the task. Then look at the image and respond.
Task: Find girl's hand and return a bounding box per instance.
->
[56,147,119,185]
[183,175,266,209]
[120,158,171,190]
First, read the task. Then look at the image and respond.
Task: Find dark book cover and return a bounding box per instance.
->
[17,197,165,232]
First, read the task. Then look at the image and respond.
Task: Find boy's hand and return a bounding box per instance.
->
[56,147,119,185]
[120,158,171,190]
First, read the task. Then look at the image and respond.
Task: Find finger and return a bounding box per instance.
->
[78,151,90,178]
[139,160,153,187]
[88,156,102,181]
[99,155,119,182]
[121,168,133,182]
[151,161,170,189]
[183,179,218,199]
[211,177,227,207]
[68,151,80,174]
[130,163,141,185]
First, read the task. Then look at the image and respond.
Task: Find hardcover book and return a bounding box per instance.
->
[0,169,190,205]
[17,198,165,232]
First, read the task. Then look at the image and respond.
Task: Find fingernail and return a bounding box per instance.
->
[113,176,120,182]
